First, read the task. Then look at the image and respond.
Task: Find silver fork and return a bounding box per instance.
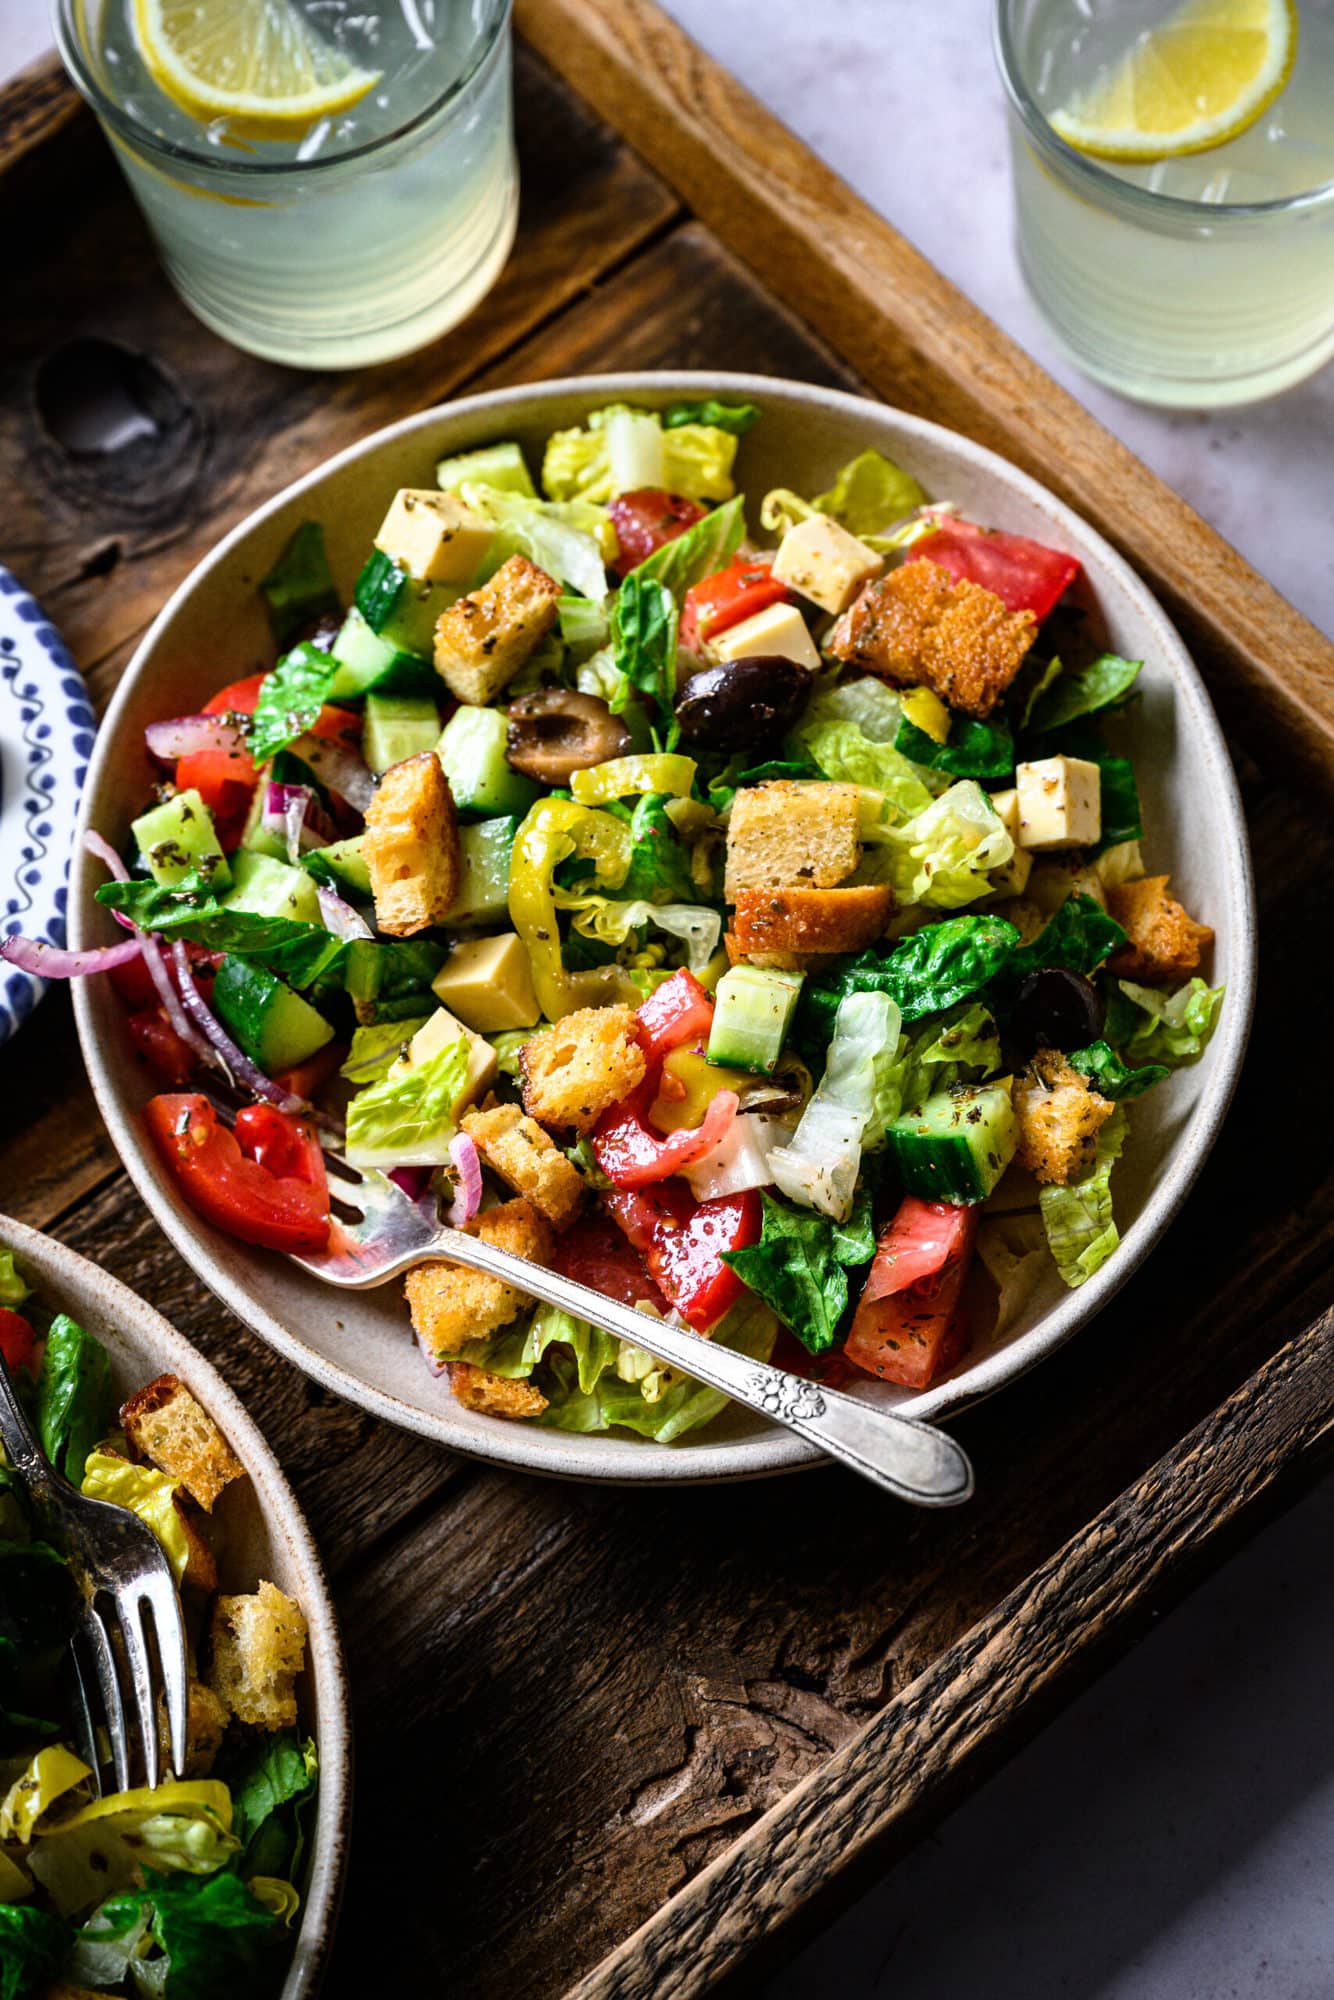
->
[0,1357,188,1795]
[295,1156,975,1508]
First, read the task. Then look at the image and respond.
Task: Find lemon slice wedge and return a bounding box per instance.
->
[1050,0,1297,162]
[132,0,382,136]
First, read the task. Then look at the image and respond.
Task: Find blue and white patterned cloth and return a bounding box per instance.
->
[0,566,97,1047]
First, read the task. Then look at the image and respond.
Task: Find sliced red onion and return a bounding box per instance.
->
[0,933,144,978]
[81,833,212,1061]
[446,1132,483,1226]
[145,714,248,761]
[389,1165,434,1203]
[263,782,336,862]
[171,941,306,1113]
[290,733,377,813]
[85,829,130,882]
[316,885,372,941]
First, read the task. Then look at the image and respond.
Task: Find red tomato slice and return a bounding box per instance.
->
[845,1200,977,1389]
[681,557,791,653]
[608,489,706,578]
[604,1182,759,1331]
[593,1084,738,1189]
[912,517,1080,621]
[108,941,218,1011]
[145,1093,330,1254]
[126,1007,202,1088]
[0,1308,37,1373]
[552,1212,670,1316]
[634,968,714,1071]
[234,1103,328,1198]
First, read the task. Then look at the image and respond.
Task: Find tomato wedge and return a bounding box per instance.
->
[145,1093,330,1254]
[552,1212,670,1317]
[634,968,715,1071]
[604,1181,759,1330]
[0,1308,36,1373]
[912,518,1080,621]
[126,1007,203,1088]
[234,1103,328,1197]
[844,1199,977,1389]
[594,1084,738,1189]
[608,489,706,578]
[681,557,791,653]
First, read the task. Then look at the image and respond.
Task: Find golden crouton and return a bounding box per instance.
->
[519,1004,646,1133]
[723,780,862,904]
[1107,875,1213,985]
[433,553,561,707]
[207,1579,308,1731]
[160,1677,229,1779]
[1013,1051,1115,1186]
[731,885,895,964]
[830,559,1036,719]
[405,1198,554,1365]
[362,751,460,937]
[448,1361,549,1420]
[121,1373,245,1513]
[175,1499,219,1596]
[462,1100,585,1230]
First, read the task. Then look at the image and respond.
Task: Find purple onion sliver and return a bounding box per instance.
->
[316,884,372,942]
[389,1165,434,1203]
[446,1131,483,1226]
[145,714,248,761]
[84,829,130,882]
[0,934,144,979]
[145,935,216,1066]
[290,733,377,813]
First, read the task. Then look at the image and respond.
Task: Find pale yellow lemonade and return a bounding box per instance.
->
[66,0,516,368]
[1007,0,1334,404]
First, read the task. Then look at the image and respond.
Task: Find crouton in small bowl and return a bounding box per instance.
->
[67,374,1254,1484]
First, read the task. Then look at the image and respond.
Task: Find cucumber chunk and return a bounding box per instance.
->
[354,551,452,656]
[444,816,519,927]
[707,965,804,1074]
[885,1082,1017,1205]
[363,692,442,776]
[301,836,372,900]
[327,607,437,700]
[437,706,539,819]
[435,441,535,498]
[223,849,322,926]
[132,790,232,891]
[211,956,334,1072]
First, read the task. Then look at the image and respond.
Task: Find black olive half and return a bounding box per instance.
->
[506,690,632,784]
[1010,968,1106,1057]
[674,655,812,751]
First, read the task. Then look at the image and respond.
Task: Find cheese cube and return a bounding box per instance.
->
[986,787,1033,895]
[432,934,540,1034]
[375,489,493,585]
[771,515,883,615]
[1014,757,1101,852]
[404,1004,498,1111]
[712,601,821,671]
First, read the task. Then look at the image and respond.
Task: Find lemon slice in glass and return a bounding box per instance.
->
[1050,0,1298,163]
[132,0,382,137]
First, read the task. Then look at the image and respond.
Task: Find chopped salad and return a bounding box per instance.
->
[0,1244,316,1994]
[4,397,1223,1437]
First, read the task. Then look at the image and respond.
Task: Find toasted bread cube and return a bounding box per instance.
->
[362,751,460,937]
[829,559,1036,719]
[448,1360,549,1420]
[433,554,561,707]
[121,1374,245,1514]
[462,1101,585,1229]
[1107,875,1214,984]
[723,780,862,904]
[711,601,821,671]
[207,1579,307,1731]
[1013,1051,1115,1186]
[175,1497,219,1596]
[405,1199,554,1365]
[375,488,493,585]
[771,514,883,614]
[161,1677,228,1779]
[732,885,895,963]
[519,1005,646,1133]
[986,787,1033,896]
[1014,755,1101,851]
[432,933,541,1033]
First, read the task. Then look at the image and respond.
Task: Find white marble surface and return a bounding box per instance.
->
[5,6,1333,1997]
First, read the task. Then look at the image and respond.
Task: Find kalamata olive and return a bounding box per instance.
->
[291,610,343,654]
[674,656,813,751]
[1010,968,1106,1056]
[506,690,632,784]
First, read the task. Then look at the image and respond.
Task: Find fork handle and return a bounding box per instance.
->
[0,1355,65,1505]
[408,1227,974,1508]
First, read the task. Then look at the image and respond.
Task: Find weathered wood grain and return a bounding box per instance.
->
[516,0,1334,801]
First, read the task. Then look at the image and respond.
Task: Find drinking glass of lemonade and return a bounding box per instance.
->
[995,0,1334,406]
[53,0,518,370]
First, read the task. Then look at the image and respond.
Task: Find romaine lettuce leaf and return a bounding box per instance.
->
[991,894,1126,1010]
[340,1018,432,1086]
[1067,1039,1169,1101]
[71,1870,278,2000]
[569,899,721,976]
[798,912,1020,1045]
[1026,652,1141,733]
[29,1781,237,1918]
[812,448,927,534]
[899,1000,1002,1101]
[0,1904,71,2000]
[859,780,1014,907]
[461,481,608,600]
[249,642,339,765]
[723,1186,875,1354]
[1111,976,1225,1066]
[792,718,936,821]
[258,522,340,651]
[633,492,747,598]
[226,1731,318,1883]
[617,793,697,904]
[609,572,678,739]
[0,1246,30,1307]
[81,1453,192,1585]
[541,1293,778,1441]
[663,398,760,435]
[542,405,739,507]
[344,1023,471,1168]
[769,991,902,1218]
[895,711,1014,781]
[977,1211,1049,1334]
[1039,1105,1128,1287]
[35,1315,113,1487]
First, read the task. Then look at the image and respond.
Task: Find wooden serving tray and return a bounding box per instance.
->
[3,8,1333,1992]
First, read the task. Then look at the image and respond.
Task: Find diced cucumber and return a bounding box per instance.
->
[211,956,334,1073]
[363,692,442,776]
[223,848,322,926]
[301,836,372,899]
[885,1083,1017,1205]
[132,789,232,891]
[327,607,436,701]
[354,551,453,657]
[444,817,519,927]
[707,965,804,1074]
[437,706,539,819]
[435,440,535,498]
[344,936,447,1025]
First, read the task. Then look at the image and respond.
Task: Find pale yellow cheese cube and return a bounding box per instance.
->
[405,1004,498,1111]
[374,489,493,585]
[771,514,883,615]
[1014,756,1102,852]
[711,601,821,671]
[987,787,1032,895]
[432,934,540,1034]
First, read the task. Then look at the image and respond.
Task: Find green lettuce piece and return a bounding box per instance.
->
[813,447,927,534]
[462,481,608,600]
[73,1872,279,2000]
[1013,653,1064,729]
[0,1247,29,1307]
[723,1187,875,1354]
[610,573,678,739]
[1112,977,1225,1067]
[895,711,1014,781]
[35,1315,113,1486]
[663,398,760,435]
[796,673,904,743]
[859,780,1014,907]
[465,1302,619,1396]
[707,754,820,816]
[340,1018,431,1086]
[542,405,739,507]
[1040,1106,1128,1287]
[634,492,747,598]
[770,991,903,1217]
[345,1026,471,1168]
[258,521,340,651]
[1026,652,1141,733]
[799,912,1020,1045]
[569,899,721,976]
[227,1731,319,1883]
[1067,1039,1169,1101]
[899,1000,1002,1102]
[0,1904,72,2000]
[794,720,936,821]
[490,1027,542,1080]
[248,642,339,765]
[557,593,610,653]
[616,794,697,904]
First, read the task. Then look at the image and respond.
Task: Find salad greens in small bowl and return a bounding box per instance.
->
[57,374,1254,1483]
[0,1215,348,1994]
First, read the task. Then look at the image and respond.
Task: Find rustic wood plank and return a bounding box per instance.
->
[515,0,1334,802]
[0,51,81,174]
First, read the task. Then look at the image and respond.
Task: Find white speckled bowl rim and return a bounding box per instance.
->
[0,1214,350,1990]
[70,372,1256,1486]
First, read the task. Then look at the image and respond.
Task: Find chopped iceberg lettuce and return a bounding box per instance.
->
[1039,1105,1128,1287]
